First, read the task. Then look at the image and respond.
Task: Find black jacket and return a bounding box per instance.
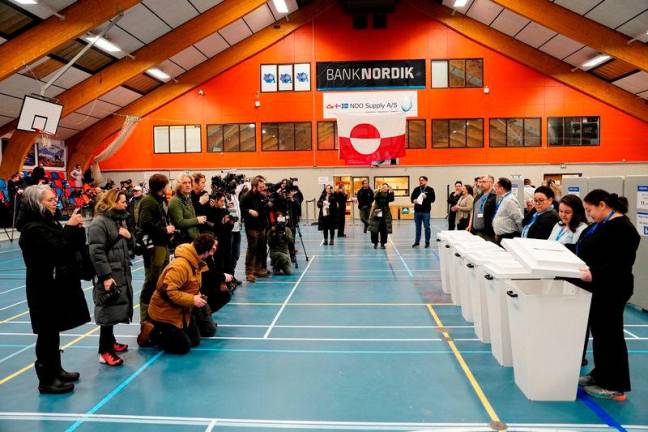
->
[357,187,374,209]
[411,185,436,213]
[472,191,497,237]
[522,209,560,240]
[334,191,347,217]
[317,193,338,230]
[17,208,90,334]
[448,191,462,212]
[138,194,171,246]
[239,190,269,230]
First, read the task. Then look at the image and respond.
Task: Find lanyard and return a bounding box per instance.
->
[522,210,543,238]
[495,192,511,215]
[478,192,490,213]
[576,211,615,254]
[555,226,568,241]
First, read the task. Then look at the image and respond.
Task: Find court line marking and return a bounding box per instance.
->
[0,343,34,365]
[0,285,25,295]
[577,388,627,432]
[0,322,475,329]
[205,419,218,432]
[624,329,640,339]
[389,238,414,277]
[426,303,504,430]
[1,412,642,430]
[263,255,317,339]
[65,351,164,432]
[230,302,454,306]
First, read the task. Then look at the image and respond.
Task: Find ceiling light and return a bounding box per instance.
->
[272,0,289,14]
[453,0,469,7]
[581,54,611,70]
[14,0,38,4]
[146,68,171,81]
[85,35,121,53]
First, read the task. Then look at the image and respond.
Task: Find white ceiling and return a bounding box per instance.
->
[7,0,76,19]
[193,32,230,58]
[143,0,198,29]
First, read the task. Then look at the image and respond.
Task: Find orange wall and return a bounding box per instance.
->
[99,3,648,171]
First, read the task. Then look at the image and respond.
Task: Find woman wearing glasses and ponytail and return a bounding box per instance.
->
[575,190,640,401]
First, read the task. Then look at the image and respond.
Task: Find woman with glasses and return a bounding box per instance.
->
[521,186,560,239]
[17,185,90,394]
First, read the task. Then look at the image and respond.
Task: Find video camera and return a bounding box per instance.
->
[211,173,245,195]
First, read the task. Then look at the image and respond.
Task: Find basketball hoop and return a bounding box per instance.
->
[36,129,54,148]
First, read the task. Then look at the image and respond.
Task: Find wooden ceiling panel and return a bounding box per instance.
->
[591,59,638,81]
[123,74,162,94]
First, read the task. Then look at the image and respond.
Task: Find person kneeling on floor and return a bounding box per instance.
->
[143,234,216,354]
[267,215,294,275]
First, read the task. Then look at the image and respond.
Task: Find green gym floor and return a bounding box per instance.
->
[0,220,646,431]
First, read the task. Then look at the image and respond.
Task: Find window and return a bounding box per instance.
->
[431,59,483,88]
[489,118,541,147]
[352,176,369,196]
[548,117,599,146]
[406,119,426,149]
[432,119,484,148]
[374,176,410,197]
[154,125,201,153]
[206,123,256,152]
[262,122,312,151]
[317,121,338,150]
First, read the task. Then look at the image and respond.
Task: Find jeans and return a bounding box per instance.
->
[359,207,371,230]
[245,228,267,275]
[414,211,431,243]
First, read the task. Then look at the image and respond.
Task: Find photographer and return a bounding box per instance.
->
[240,176,270,283]
[126,186,144,232]
[137,174,175,338]
[145,234,218,355]
[169,174,207,246]
[229,184,244,280]
[317,185,338,245]
[190,173,210,226]
[88,190,133,367]
[334,184,348,238]
[267,214,295,275]
[356,180,374,234]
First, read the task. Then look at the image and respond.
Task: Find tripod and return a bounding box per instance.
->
[286,197,308,269]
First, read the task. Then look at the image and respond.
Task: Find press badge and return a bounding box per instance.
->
[477,213,484,218]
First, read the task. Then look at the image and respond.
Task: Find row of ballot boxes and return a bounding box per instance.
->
[437,230,591,402]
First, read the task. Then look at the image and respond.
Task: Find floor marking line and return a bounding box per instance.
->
[0,310,29,324]
[0,285,25,295]
[64,351,165,432]
[231,302,454,307]
[426,304,504,430]
[0,300,26,312]
[623,329,640,339]
[389,238,413,277]
[205,418,218,432]
[577,389,627,432]
[0,343,34,365]
[263,255,317,339]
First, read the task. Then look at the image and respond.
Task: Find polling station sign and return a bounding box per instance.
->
[316,60,426,90]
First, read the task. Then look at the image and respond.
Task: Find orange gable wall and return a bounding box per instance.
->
[98,3,648,171]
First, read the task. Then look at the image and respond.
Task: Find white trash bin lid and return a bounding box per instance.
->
[454,241,501,256]
[501,238,586,278]
[482,260,546,280]
[465,250,515,266]
[437,230,476,242]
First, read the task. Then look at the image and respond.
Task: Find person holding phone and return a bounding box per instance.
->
[317,185,338,245]
[88,190,134,367]
[369,183,395,249]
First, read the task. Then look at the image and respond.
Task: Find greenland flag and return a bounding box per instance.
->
[337,113,406,165]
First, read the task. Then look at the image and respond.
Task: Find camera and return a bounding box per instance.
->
[211,173,245,195]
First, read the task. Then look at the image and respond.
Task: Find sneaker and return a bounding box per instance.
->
[246,273,256,283]
[412,243,420,248]
[578,375,596,387]
[255,269,270,278]
[98,352,123,367]
[113,342,128,353]
[137,320,155,347]
[584,385,626,401]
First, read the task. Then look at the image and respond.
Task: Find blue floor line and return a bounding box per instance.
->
[577,388,627,432]
[64,351,164,432]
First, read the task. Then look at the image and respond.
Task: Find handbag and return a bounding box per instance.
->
[97,281,122,306]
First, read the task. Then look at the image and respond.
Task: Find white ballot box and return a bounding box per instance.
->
[482,260,544,367]
[454,241,503,322]
[506,280,591,401]
[436,230,476,295]
[501,238,586,278]
[464,249,514,342]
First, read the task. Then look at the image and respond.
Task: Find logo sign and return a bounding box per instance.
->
[260,64,277,92]
[261,63,310,92]
[316,59,425,90]
[323,91,418,118]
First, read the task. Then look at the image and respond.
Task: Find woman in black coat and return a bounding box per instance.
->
[17,185,90,394]
[576,190,640,400]
[317,185,338,245]
[88,189,133,367]
[521,186,560,239]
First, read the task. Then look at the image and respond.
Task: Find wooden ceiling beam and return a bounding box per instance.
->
[65,0,332,171]
[405,0,648,122]
[491,0,648,73]
[0,0,140,82]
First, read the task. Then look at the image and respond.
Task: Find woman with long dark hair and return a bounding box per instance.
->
[576,189,640,400]
[88,189,134,367]
[17,185,90,393]
[548,194,588,248]
[368,183,395,249]
[317,185,338,245]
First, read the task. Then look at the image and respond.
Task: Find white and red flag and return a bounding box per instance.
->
[337,112,406,165]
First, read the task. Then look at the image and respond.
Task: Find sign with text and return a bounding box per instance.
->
[316,59,425,90]
[323,91,418,118]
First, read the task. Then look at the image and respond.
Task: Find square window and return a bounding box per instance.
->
[449,59,466,88]
[207,125,223,153]
[466,119,483,148]
[407,119,426,149]
[432,119,449,148]
[466,59,483,87]
[431,60,449,88]
[262,123,279,151]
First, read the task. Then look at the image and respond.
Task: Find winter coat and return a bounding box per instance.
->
[17,207,90,334]
[169,193,200,243]
[148,243,208,329]
[317,193,338,230]
[239,190,269,230]
[138,194,171,246]
[88,211,134,326]
[368,191,394,234]
[357,187,374,209]
[334,191,348,217]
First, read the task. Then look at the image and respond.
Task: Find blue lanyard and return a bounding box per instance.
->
[495,192,511,215]
[555,226,567,241]
[576,211,615,254]
[522,210,543,238]
[479,192,490,213]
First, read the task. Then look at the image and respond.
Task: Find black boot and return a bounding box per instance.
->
[35,362,74,394]
[58,369,80,382]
